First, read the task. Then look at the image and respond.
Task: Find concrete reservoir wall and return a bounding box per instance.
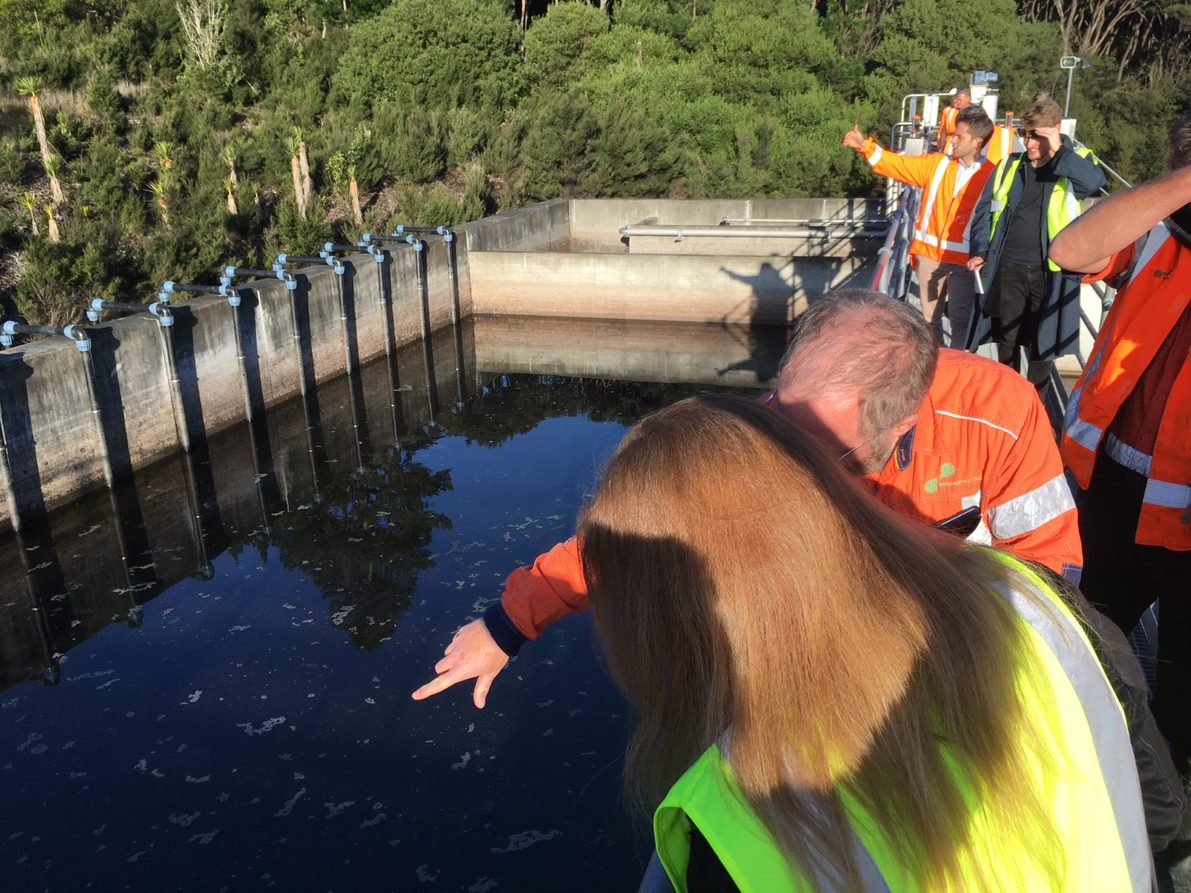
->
[0,197,883,530]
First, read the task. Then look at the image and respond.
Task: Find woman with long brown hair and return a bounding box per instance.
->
[580,394,1148,892]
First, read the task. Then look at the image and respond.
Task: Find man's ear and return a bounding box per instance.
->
[892,410,919,438]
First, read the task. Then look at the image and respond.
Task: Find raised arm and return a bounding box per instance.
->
[844,124,939,189]
[411,538,589,708]
[1050,164,1191,273]
[1052,136,1106,199]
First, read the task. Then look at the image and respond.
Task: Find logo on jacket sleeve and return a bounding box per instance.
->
[924,463,957,494]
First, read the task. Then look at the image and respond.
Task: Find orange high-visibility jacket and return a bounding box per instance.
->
[984,124,1015,165]
[858,138,995,266]
[938,105,960,154]
[1062,223,1191,550]
[492,351,1083,643]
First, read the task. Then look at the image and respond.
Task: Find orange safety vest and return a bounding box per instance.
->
[860,139,995,266]
[1061,223,1191,550]
[938,105,960,155]
[503,353,1083,639]
[984,124,1015,166]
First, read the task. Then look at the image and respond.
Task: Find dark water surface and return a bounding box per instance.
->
[0,317,787,892]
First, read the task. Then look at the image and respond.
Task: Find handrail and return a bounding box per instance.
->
[1074,138,1132,195]
[869,193,906,294]
[868,184,919,302]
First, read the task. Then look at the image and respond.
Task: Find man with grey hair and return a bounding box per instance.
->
[413,290,1083,709]
[414,290,1187,853]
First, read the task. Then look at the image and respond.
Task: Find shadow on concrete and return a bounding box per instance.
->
[372,251,409,444]
[169,305,227,559]
[339,260,362,374]
[717,260,797,384]
[89,328,161,609]
[235,291,284,517]
[0,355,51,531]
[290,274,330,500]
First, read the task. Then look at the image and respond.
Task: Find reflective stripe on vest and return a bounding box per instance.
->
[988,147,1096,272]
[1104,433,1153,477]
[912,156,984,257]
[654,555,1149,892]
[986,473,1075,540]
[1061,225,1177,488]
[1145,478,1191,510]
[915,156,955,250]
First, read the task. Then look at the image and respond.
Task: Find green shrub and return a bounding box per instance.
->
[523,2,609,90]
[331,0,522,114]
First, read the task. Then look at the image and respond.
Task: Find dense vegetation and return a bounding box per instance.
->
[0,0,1187,325]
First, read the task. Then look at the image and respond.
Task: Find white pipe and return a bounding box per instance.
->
[619,226,886,239]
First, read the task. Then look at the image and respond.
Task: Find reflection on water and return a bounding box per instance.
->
[0,317,786,891]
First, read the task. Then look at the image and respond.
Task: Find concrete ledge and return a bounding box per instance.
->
[624,230,883,258]
[571,198,885,252]
[468,251,875,326]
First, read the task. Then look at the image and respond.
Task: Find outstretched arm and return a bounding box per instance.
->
[411,538,590,708]
[412,619,508,709]
[1050,165,1191,273]
[844,124,939,189]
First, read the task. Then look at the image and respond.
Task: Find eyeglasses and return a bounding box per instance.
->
[1018,129,1042,141]
[838,433,879,466]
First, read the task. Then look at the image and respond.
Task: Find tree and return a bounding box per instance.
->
[221,143,239,214]
[284,131,308,219]
[294,126,314,208]
[177,0,228,71]
[42,153,68,206]
[45,204,61,242]
[21,192,40,236]
[16,77,68,205]
[224,176,238,215]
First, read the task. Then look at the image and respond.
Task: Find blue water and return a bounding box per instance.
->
[0,322,777,892]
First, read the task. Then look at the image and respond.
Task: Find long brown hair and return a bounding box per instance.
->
[580,394,1062,889]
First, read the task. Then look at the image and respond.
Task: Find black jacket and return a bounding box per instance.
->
[968,135,1106,359]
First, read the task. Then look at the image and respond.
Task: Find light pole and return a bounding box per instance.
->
[1059,55,1091,118]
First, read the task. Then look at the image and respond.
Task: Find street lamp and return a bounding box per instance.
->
[1060,55,1092,118]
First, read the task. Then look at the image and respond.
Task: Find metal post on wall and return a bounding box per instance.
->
[1,321,113,490]
[396,225,466,400]
[278,251,357,377]
[226,266,325,504]
[395,224,461,325]
[213,279,275,534]
[87,298,191,453]
[224,265,310,403]
[87,296,212,579]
